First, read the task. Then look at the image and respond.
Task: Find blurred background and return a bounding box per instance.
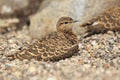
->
[0,0,120,38]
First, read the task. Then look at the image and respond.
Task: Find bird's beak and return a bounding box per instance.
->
[73,20,79,23]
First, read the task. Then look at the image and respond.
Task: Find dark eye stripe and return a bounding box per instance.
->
[61,22,72,24]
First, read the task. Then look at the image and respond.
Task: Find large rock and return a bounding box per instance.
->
[29,0,73,39]
[0,0,28,15]
[0,0,43,33]
[29,0,120,39]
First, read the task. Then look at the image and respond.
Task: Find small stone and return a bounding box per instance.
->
[13,71,22,78]
[103,63,110,69]
[91,41,97,47]
[47,76,57,80]
[28,66,37,73]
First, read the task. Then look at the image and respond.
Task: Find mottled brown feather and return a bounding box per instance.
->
[7,17,79,61]
[80,6,120,37]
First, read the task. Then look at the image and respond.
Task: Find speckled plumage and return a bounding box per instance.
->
[7,17,79,61]
[80,6,120,37]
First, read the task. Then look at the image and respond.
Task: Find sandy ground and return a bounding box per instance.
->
[0,26,120,80]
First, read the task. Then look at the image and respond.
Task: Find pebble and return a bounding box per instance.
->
[47,76,57,80]
[28,66,37,73]
[0,25,120,80]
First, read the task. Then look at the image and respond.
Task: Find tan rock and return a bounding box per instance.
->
[29,0,120,39]
[29,0,73,39]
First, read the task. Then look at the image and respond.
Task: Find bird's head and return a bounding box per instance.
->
[56,17,78,33]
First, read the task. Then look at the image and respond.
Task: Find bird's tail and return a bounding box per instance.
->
[7,53,19,61]
[6,50,32,61]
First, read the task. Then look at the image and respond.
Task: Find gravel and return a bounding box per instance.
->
[0,26,120,80]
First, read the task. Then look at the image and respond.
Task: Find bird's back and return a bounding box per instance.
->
[7,32,79,61]
[80,6,120,36]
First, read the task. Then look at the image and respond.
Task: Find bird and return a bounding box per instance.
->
[7,17,79,61]
[79,6,120,37]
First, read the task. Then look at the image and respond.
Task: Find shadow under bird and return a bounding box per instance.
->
[7,17,79,61]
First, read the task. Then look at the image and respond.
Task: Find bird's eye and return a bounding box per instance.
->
[64,22,68,24]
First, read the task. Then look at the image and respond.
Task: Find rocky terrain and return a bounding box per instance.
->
[0,26,120,80]
[0,0,120,80]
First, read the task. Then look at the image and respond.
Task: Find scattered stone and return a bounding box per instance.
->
[0,0,120,80]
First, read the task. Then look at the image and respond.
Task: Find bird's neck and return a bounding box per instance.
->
[63,30,78,44]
